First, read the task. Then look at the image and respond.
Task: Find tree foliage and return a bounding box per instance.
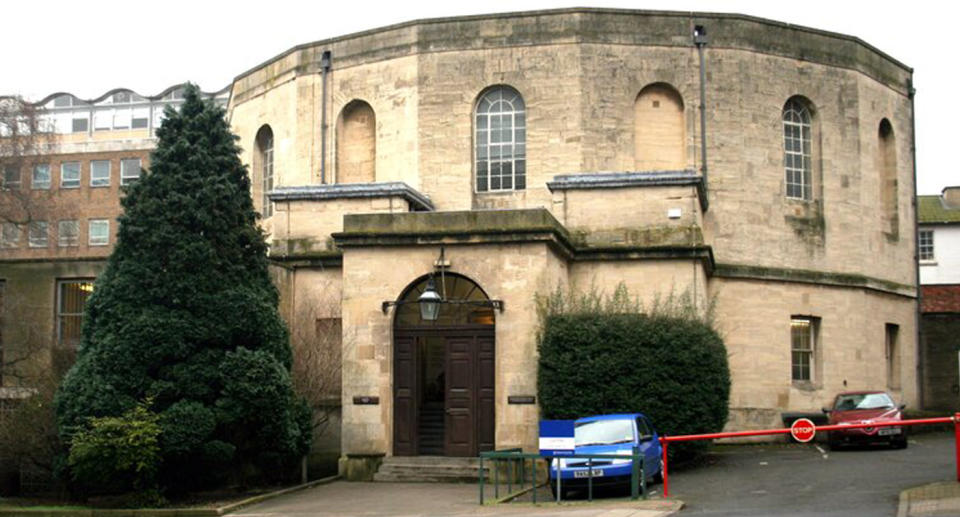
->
[67,400,162,503]
[55,84,311,493]
[537,284,729,460]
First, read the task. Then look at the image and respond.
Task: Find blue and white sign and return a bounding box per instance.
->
[539,420,575,456]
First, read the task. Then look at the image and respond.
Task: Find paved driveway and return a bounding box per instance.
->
[232,480,679,516]
[671,431,954,516]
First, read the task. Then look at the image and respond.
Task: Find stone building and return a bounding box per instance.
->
[918,187,960,411]
[0,7,919,483]
[225,8,918,478]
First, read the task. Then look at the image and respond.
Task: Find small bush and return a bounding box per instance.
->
[67,400,163,503]
[537,285,730,461]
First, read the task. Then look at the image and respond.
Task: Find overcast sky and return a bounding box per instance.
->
[2,1,953,194]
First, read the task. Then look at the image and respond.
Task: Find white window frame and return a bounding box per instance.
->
[32,164,51,190]
[1,223,20,248]
[474,86,526,193]
[120,158,141,186]
[783,99,812,201]
[919,229,935,262]
[88,219,109,246]
[28,221,48,248]
[791,316,817,383]
[58,220,79,247]
[60,161,81,189]
[260,132,274,218]
[90,160,111,187]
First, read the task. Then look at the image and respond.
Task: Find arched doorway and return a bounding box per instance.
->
[393,273,495,457]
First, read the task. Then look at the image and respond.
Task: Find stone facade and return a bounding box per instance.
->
[0,8,920,481]
[225,8,918,476]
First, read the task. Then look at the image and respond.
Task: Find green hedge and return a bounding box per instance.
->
[538,311,730,460]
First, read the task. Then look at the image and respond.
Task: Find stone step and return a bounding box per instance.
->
[374,456,489,483]
[381,455,481,466]
[373,472,480,483]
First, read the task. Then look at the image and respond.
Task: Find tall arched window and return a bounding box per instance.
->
[255,125,274,218]
[782,98,813,200]
[635,83,685,171]
[475,86,525,192]
[878,118,898,235]
[336,100,376,183]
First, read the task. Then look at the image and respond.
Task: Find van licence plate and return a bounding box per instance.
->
[574,469,605,478]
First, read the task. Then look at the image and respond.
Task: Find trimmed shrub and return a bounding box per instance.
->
[537,286,730,460]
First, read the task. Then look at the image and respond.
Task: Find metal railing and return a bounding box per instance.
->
[478,448,646,504]
[658,414,960,497]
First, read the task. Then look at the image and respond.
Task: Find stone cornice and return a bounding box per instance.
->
[233,8,911,100]
[547,170,708,211]
[268,182,434,212]
[713,263,916,298]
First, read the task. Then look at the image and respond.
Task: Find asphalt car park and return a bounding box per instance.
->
[670,430,954,516]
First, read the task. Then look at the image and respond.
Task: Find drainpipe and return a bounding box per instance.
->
[908,77,923,409]
[694,24,709,199]
[320,50,332,184]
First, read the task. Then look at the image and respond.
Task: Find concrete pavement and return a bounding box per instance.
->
[899,481,960,517]
[232,481,682,516]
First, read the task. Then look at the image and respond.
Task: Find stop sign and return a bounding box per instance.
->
[790,418,816,442]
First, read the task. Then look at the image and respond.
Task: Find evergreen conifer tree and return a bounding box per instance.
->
[56,84,311,492]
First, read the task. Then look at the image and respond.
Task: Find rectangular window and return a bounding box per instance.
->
[886,323,901,390]
[72,117,89,133]
[90,160,111,187]
[93,110,112,131]
[113,110,131,129]
[2,166,20,189]
[88,219,109,246]
[1,223,20,248]
[919,230,934,262]
[32,164,51,189]
[57,279,94,349]
[791,317,819,382]
[61,161,81,189]
[120,158,141,185]
[131,107,149,129]
[28,221,48,248]
[58,220,79,247]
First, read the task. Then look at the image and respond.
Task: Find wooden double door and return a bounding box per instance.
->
[394,330,494,457]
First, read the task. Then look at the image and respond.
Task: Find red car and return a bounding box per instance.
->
[823,391,907,450]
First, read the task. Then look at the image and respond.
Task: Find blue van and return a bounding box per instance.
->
[548,413,663,497]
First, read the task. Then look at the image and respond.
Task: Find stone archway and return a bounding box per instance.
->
[392,273,495,457]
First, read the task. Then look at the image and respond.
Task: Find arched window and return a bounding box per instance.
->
[475,86,525,192]
[255,125,274,218]
[635,83,685,171]
[878,118,898,235]
[336,100,376,183]
[782,98,813,200]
